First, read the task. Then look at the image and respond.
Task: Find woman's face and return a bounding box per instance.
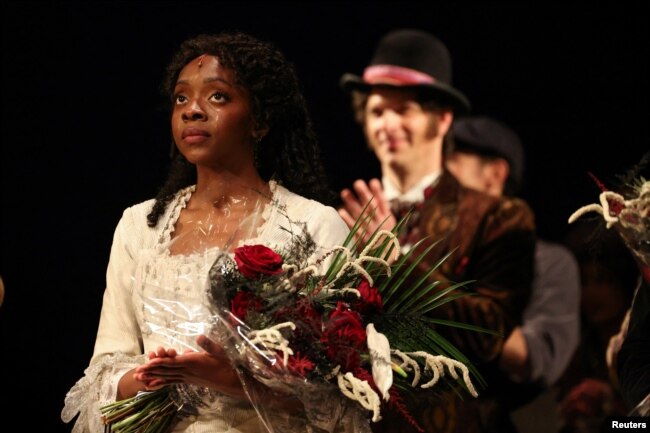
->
[171,55,256,169]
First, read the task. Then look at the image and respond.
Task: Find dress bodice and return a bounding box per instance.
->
[62,182,353,433]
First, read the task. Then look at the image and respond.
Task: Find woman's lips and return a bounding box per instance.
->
[182,128,210,143]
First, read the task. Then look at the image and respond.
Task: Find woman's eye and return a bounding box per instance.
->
[174,94,187,105]
[210,92,230,103]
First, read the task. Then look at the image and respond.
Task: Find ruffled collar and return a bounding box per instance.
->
[158,180,279,252]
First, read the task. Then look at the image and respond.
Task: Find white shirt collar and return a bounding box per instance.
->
[382,172,441,204]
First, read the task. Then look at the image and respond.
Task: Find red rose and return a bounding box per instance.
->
[234,244,283,279]
[355,279,383,313]
[321,302,367,371]
[230,291,263,321]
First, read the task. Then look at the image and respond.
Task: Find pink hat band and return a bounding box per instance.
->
[362,65,436,86]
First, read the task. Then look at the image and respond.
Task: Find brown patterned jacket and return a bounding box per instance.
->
[374,171,536,433]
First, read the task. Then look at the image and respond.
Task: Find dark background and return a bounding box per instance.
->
[1,2,648,432]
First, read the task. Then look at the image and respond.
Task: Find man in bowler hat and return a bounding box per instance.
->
[338,29,536,433]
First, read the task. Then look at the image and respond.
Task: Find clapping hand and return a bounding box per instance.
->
[339,179,397,245]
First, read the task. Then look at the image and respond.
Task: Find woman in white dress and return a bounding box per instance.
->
[61,32,355,433]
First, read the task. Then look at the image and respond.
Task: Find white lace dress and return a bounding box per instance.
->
[61,182,356,433]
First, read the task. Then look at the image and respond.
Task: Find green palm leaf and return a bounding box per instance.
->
[411,282,472,315]
[384,248,455,313]
[378,237,439,304]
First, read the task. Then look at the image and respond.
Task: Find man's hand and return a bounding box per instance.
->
[339,178,397,245]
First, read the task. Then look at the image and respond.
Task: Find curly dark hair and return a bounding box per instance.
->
[147,32,333,227]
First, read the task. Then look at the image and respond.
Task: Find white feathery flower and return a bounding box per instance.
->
[391,349,421,387]
[408,351,478,397]
[337,372,382,422]
[248,322,296,366]
[324,230,399,289]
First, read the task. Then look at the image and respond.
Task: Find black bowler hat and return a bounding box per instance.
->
[340,29,470,114]
[452,115,525,193]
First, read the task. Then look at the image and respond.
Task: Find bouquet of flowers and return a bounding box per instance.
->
[568,159,649,269]
[568,154,649,417]
[100,208,484,433]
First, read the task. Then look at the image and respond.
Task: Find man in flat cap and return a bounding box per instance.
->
[447,115,581,424]
[338,29,536,433]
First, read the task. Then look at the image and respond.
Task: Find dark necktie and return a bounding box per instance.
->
[389,185,435,248]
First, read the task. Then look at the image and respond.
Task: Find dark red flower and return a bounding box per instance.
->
[287,352,316,377]
[352,367,424,432]
[386,387,425,433]
[296,299,323,336]
[606,196,625,216]
[234,244,283,279]
[587,172,627,215]
[274,298,323,340]
[230,291,263,321]
[588,171,608,193]
[355,279,383,313]
[321,302,367,371]
[353,367,376,388]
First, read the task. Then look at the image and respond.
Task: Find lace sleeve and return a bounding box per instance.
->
[61,206,148,431]
[62,352,146,433]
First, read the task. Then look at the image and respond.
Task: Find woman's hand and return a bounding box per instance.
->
[134,335,245,397]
